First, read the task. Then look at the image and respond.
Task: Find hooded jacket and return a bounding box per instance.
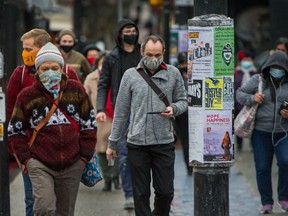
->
[108,61,188,150]
[97,19,142,113]
[236,51,288,132]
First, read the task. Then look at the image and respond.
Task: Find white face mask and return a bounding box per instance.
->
[143,56,163,71]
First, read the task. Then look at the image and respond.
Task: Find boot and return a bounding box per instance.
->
[113,178,121,190]
[102,181,112,191]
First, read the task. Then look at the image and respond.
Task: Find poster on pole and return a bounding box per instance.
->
[188,27,214,78]
[190,109,233,163]
[205,77,223,109]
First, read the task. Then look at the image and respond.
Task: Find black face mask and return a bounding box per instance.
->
[60,45,74,53]
[123,34,138,45]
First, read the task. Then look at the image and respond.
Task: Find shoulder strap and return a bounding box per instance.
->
[137,68,170,107]
[28,91,63,148]
[21,65,26,86]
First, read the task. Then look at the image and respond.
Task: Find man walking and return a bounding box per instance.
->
[96,18,141,209]
[106,35,188,216]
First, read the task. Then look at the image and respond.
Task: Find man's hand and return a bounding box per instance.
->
[160,106,174,118]
[96,112,107,122]
[106,148,117,166]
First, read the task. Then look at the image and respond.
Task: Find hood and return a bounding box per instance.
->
[261,51,288,79]
[114,19,139,48]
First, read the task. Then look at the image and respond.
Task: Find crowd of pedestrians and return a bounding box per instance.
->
[6,18,288,216]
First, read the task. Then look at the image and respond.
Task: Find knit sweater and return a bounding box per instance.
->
[6,64,79,153]
[8,78,96,171]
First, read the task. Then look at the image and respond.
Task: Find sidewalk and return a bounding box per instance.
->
[10,143,284,215]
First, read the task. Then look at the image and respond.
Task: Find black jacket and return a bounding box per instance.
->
[97,19,141,112]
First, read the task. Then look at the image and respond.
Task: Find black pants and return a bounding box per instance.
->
[127,143,175,216]
[174,111,190,171]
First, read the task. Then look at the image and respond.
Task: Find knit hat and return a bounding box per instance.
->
[35,42,64,69]
[58,29,76,41]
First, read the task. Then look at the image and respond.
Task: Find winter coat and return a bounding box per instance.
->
[97,19,141,112]
[236,51,288,133]
[8,78,96,171]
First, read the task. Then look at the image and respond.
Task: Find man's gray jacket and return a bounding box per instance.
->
[108,62,188,150]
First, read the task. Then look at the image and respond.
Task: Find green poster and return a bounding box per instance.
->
[214,27,234,76]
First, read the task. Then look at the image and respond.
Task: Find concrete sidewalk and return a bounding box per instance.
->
[9,144,284,215]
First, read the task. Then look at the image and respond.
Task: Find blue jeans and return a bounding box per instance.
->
[251,129,288,205]
[22,172,34,216]
[117,120,133,198]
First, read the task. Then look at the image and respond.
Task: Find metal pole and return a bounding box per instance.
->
[163,0,170,64]
[118,0,123,22]
[0,0,10,215]
[193,0,228,16]
[189,1,232,215]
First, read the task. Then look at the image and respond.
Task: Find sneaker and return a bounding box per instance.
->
[124,196,134,210]
[260,204,273,214]
[278,200,288,212]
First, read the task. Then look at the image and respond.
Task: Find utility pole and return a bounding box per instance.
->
[163,0,170,63]
[190,1,232,216]
[118,0,123,21]
[0,0,11,214]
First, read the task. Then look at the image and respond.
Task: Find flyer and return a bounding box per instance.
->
[205,77,223,109]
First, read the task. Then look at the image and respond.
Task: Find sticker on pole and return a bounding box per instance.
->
[0,91,6,122]
[0,123,3,141]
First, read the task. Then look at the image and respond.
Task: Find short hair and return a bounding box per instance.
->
[141,35,165,52]
[20,28,51,48]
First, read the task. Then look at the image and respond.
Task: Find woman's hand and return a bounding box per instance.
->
[280,109,288,119]
[254,93,265,104]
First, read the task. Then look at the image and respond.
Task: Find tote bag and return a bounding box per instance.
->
[234,75,263,138]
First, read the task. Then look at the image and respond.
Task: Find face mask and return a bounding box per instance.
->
[123,34,138,45]
[87,56,96,65]
[269,68,285,79]
[60,45,74,53]
[22,49,39,66]
[143,56,163,71]
[241,61,254,70]
[38,69,62,99]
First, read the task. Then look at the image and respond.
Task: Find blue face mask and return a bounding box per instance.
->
[38,69,62,99]
[241,61,253,69]
[269,68,286,79]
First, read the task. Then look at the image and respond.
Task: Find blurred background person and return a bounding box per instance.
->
[82,43,101,70]
[174,51,192,175]
[236,51,288,214]
[84,51,121,191]
[56,29,92,83]
[234,51,258,152]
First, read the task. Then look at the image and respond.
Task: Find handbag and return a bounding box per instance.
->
[234,75,263,138]
[47,96,103,187]
[81,151,103,187]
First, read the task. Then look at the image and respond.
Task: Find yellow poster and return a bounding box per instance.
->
[205,77,223,109]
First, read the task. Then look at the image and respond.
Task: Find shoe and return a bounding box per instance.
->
[113,178,122,190]
[124,196,134,210]
[260,204,273,214]
[102,181,112,191]
[278,200,288,212]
